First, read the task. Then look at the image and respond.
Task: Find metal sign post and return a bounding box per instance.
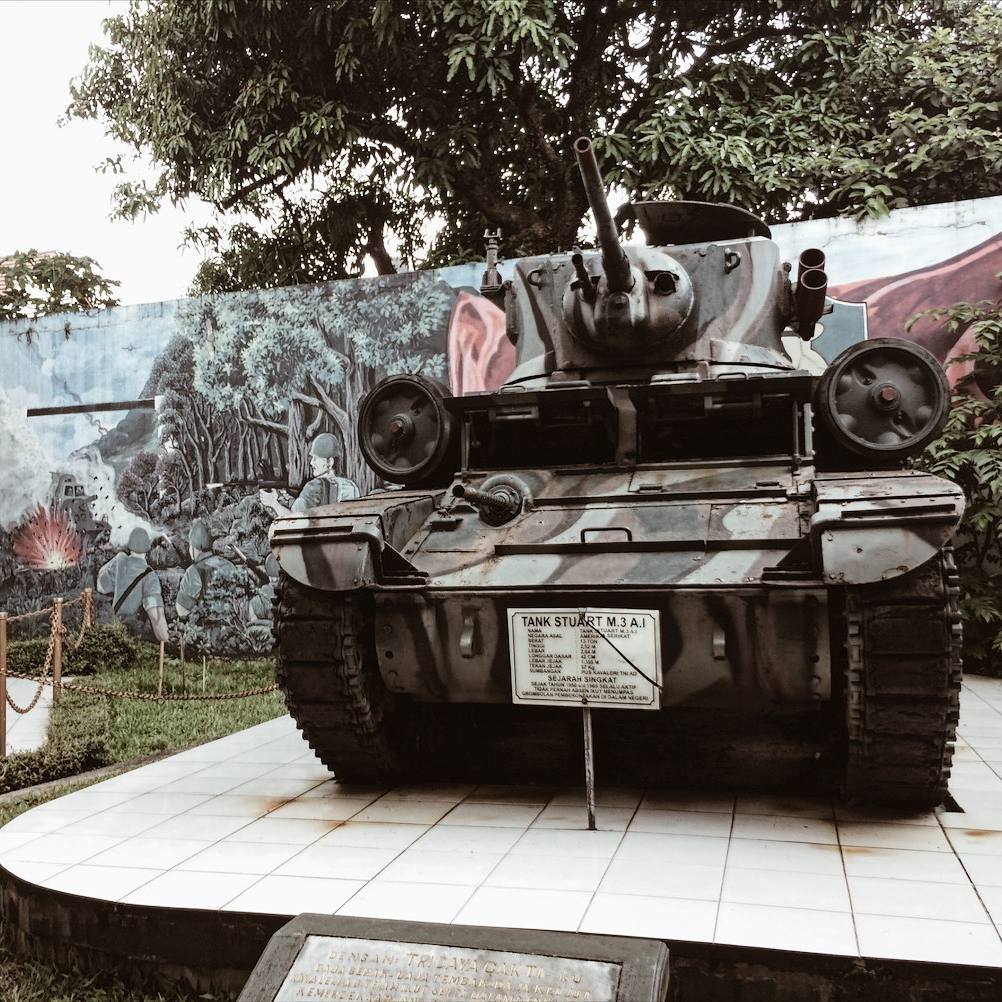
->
[582,700,596,832]
[508,607,662,834]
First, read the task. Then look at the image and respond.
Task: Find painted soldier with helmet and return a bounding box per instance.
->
[261,432,360,516]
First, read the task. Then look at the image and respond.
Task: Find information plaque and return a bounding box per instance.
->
[238,916,669,1002]
[274,935,619,1001]
[508,608,661,710]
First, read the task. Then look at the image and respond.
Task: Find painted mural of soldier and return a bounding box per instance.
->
[96,527,169,642]
[261,433,360,517]
[175,519,240,631]
[244,552,279,653]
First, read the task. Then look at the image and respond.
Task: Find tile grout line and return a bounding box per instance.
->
[333,782,503,922]
[571,792,641,933]
[834,804,864,959]
[709,793,738,943]
[940,820,1002,941]
[214,782,394,913]
[441,787,547,925]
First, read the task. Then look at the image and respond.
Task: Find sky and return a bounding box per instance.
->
[0,0,218,305]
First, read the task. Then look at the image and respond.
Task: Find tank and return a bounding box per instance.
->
[271,137,963,807]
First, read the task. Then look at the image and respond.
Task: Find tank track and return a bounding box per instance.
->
[843,547,962,807]
[275,573,426,783]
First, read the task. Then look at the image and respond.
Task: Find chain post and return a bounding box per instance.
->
[1,612,8,758]
[52,598,63,704]
[158,641,165,698]
[84,587,93,628]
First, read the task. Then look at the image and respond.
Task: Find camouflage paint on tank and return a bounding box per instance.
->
[506,238,793,388]
[271,457,961,710]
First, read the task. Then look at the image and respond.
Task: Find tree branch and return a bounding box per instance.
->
[244,416,288,436]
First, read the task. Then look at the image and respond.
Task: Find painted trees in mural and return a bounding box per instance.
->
[117,451,161,520]
[179,273,452,493]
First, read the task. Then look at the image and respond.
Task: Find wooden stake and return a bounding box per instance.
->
[158,641,165,698]
[180,642,186,695]
[52,598,63,704]
[83,587,93,628]
[202,656,207,694]
[1,612,8,759]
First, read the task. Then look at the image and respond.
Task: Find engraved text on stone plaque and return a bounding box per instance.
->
[274,935,623,1001]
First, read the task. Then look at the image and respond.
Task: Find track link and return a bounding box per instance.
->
[844,547,962,807]
[275,573,423,783]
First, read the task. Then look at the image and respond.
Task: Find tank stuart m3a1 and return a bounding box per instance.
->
[271,137,962,807]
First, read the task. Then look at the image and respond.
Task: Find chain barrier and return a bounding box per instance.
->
[2,588,276,712]
[66,589,93,652]
[4,614,55,716]
[5,606,54,625]
[0,669,278,703]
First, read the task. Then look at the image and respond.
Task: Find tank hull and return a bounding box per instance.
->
[272,459,963,804]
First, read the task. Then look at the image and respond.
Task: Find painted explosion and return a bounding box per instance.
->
[12,505,84,570]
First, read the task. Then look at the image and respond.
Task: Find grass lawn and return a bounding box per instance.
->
[0,632,284,1000]
[1,628,285,795]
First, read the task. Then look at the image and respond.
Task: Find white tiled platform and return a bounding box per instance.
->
[4,678,1002,968]
[4,678,54,754]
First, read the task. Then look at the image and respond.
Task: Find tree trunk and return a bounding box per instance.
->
[287,397,310,489]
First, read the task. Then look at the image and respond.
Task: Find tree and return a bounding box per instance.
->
[67,1,1002,293]
[0,250,119,323]
[117,450,161,520]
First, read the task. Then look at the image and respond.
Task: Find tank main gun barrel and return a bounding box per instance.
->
[574,136,633,293]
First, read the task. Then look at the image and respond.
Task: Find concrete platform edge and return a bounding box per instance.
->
[3,860,1001,1001]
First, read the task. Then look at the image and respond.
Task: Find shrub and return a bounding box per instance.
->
[4,624,138,679]
[0,696,110,795]
[66,623,140,675]
[912,286,1002,675]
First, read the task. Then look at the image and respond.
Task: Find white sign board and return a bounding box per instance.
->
[508,608,661,710]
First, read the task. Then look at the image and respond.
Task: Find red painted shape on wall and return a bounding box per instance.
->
[12,505,84,570]
[447,291,514,394]
[831,232,1002,364]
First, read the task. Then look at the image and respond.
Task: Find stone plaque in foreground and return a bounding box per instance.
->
[276,935,619,1001]
[239,915,669,1002]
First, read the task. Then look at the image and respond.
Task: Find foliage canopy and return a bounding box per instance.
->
[0,251,119,323]
[914,286,1002,674]
[68,0,1002,292]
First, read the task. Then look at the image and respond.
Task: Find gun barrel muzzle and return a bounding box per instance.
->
[453,483,522,524]
[795,266,828,341]
[798,247,826,282]
[574,136,633,294]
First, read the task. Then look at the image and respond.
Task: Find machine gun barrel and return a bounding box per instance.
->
[574,136,633,293]
[453,483,522,524]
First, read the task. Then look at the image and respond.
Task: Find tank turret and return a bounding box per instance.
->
[502,137,832,388]
[564,136,695,353]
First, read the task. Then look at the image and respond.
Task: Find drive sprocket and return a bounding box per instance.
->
[275,573,426,783]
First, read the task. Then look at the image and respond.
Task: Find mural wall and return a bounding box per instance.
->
[2,195,1000,656]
